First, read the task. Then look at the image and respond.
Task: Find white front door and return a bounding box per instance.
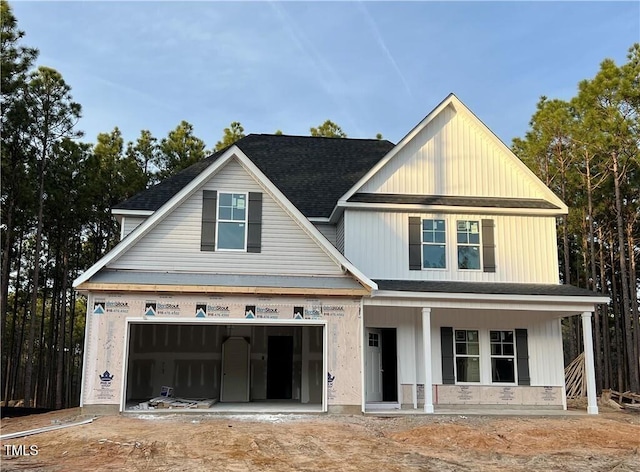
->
[366,328,383,402]
[221,337,250,402]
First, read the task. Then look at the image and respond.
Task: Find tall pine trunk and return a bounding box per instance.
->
[24,143,47,407]
[598,226,611,389]
[611,151,639,392]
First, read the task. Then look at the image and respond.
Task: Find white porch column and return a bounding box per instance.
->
[581,311,599,415]
[422,307,434,413]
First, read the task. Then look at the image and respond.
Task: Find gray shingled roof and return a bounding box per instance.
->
[374,280,606,298]
[114,134,395,218]
[349,194,560,210]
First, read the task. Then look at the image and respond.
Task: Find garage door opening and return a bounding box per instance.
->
[124,321,325,412]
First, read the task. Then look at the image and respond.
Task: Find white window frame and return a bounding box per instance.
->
[489,329,518,385]
[453,328,481,384]
[456,219,482,271]
[421,218,447,270]
[215,191,248,251]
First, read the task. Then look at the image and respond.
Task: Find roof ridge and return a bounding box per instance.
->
[245,133,393,143]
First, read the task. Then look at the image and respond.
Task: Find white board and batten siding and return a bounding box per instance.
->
[345,210,560,283]
[365,306,565,387]
[360,103,550,200]
[109,158,344,276]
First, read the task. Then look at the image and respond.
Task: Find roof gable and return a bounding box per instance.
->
[74,146,377,290]
[339,94,567,214]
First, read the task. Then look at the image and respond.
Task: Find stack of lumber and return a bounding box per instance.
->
[564,352,586,399]
[602,389,640,411]
[147,397,218,409]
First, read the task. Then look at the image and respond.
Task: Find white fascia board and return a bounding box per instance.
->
[73,147,240,287]
[338,202,566,217]
[232,150,377,292]
[372,289,610,304]
[111,209,154,217]
[364,290,609,312]
[307,217,331,223]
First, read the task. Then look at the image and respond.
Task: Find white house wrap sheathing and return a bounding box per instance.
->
[82,292,362,409]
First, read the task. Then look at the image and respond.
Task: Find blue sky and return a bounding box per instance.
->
[11,1,640,148]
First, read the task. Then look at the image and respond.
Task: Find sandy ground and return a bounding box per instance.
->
[1,406,639,472]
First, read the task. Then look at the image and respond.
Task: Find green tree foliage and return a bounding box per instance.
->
[0,0,38,334]
[22,65,82,408]
[215,121,245,150]
[126,129,158,187]
[310,119,347,138]
[514,43,640,394]
[155,120,206,179]
[0,0,39,408]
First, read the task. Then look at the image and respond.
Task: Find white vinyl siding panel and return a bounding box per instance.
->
[109,158,344,276]
[360,104,548,200]
[345,210,559,283]
[122,216,147,239]
[313,223,337,247]
[365,307,564,387]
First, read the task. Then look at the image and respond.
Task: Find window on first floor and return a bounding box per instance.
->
[442,327,527,386]
[454,329,480,382]
[457,220,481,270]
[422,219,446,268]
[217,192,247,250]
[490,330,516,383]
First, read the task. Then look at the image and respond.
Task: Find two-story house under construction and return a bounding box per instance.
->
[74,94,608,415]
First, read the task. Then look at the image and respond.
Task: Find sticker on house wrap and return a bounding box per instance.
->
[327,372,336,400]
[93,302,105,315]
[205,304,230,318]
[256,306,279,319]
[97,370,115,400]
[157,301,180,316]
[304,304,322,319]
[322,305,345,318]
[293,306,304,319]
[144,302,156,316]
[195,304,207,318]
[245,305,256,319]
[105,300,130,314]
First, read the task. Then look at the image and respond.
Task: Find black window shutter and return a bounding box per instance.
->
[408,217,422,270]
[441,327,455,384]
[481,219,496,273]
[247,192,262,253]
[515,329,531,386]
[201,190,217,251]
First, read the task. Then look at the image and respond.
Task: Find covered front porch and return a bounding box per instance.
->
[362,281,609,415]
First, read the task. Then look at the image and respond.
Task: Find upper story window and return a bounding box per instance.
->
[217,193,247,250]
[422,219,446,269]
[409,217,495,273]
[456,220,481,270]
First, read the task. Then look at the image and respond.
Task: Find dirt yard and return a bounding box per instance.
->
[1,406,639,471]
